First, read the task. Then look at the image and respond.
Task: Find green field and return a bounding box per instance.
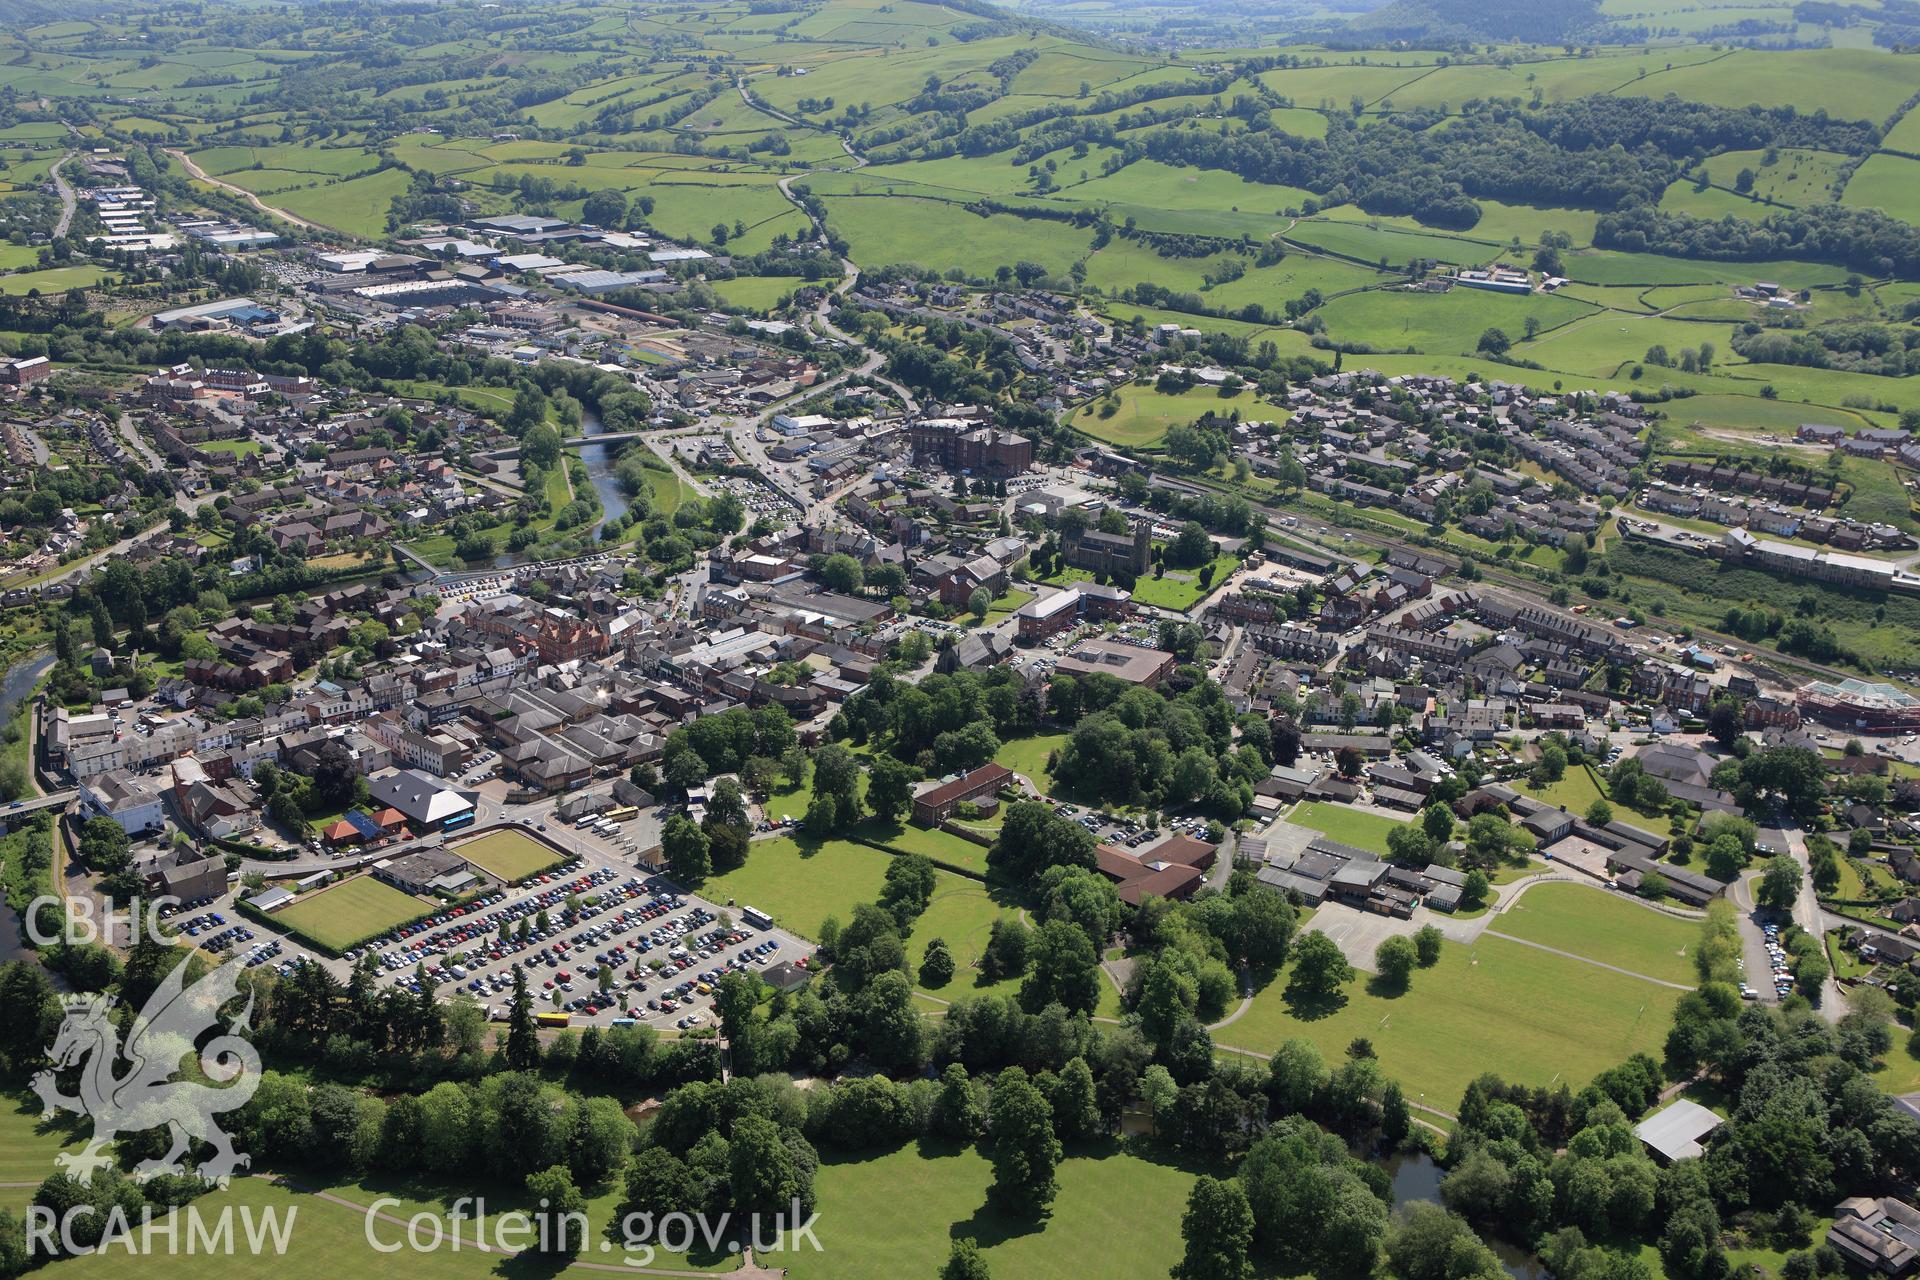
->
[1841,153,1920,223]
[1071,382,1253,449]
[271,874,426,951]
[1492,881,1701,985]
[41,1171,735,1279]
[1286,801,1407,856]
[783,1142,1196,1280]
[1220,933,1684,1110]
[194,438,262,457]
[0,265,115,295]
[700,835,1018,994]
[1315,287,1595,355]
[820,193,1093,280]
[709,273,806,312]
[1129,552,1239,612]
[1513,761,1609,815]
[993,732,1068,795]
[448,829,563,882]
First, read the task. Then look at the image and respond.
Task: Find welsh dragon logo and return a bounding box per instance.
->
[32,959,261,1184]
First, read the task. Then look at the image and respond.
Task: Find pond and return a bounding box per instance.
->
[1386,1151,1548,1280]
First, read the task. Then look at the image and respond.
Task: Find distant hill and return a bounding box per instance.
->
[1332,0,1605,44]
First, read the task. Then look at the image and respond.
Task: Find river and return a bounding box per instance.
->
[0,652,54,966]
[574,406,633,541]
[1386,1152,1548,1280]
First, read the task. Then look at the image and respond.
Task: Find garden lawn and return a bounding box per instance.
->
[1515,762,1608,815]
[272,875,426,952]
[449,829,562,882]
[1491,881,1701,985]
[995,732,1068,796]
[1219,934,1684,1111]
[1071,383,1253,450]
[786,1141,1195,1280]
[1129,553,1238,612]
[1287,801,1407,857]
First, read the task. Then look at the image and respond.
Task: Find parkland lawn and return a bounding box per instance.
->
[37,1140,1198,1280]
[272,874,426,951]
[1286,801,1407,856]
[448,829,563,883]
[1491,881,1701,985]
[1069,382,1253,450]
[785,1141,1195,1280]
[1219,933,1684,1110]
[698,836,1022,996]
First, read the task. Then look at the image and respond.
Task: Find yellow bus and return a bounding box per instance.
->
[535,1011,571,1028]
[606,805,639,823]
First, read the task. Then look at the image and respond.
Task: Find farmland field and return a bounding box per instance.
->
[449,829,564,882]
[1314,287,1595,356]
[1841,153,1920,223]
[271,875,427,952]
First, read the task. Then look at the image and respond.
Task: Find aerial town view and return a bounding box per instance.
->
[2,0,1920,1276]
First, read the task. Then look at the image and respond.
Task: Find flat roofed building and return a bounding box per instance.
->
[1053,638,1175,688]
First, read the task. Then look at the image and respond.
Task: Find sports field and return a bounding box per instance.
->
[271,875,425,952]
[1286,801,1407,856]
[449,829,562,882]
[1219,933,1684,1109]
[1491,881,1700,985]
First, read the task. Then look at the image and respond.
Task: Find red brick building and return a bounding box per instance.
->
[908,420,1034,478]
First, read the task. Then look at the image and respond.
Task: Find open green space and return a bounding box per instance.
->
[1841,153,1920,223]
[1286,801,1407,856]
[271,874,426,952]
[41,1171,737,1279]
[708,273,806,312]
[448,829,563,882]
[1515,761,1609,815]
[1314,287,1595,355]
[1130,552,1239,612]
[699,835,1017,993]
[1221,933,1684,1110]
[195,438,262,457]
[0,265,115,295]
[1070,382,1252,449]
[993,732,1068,796]
[784,1141,1196,1280]
[1493,881,1701,985]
